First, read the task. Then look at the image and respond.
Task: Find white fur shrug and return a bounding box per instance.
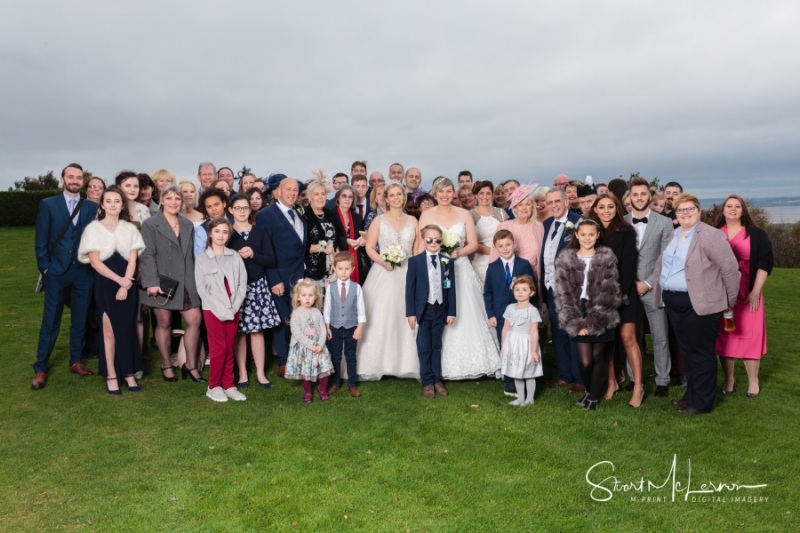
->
[78,220,145,264]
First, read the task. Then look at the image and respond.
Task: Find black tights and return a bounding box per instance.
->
[578,342,608,401]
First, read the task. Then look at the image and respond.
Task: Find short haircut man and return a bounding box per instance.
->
[389,163,404,183]
[332,172,349,191]
[197,162,217,193]
[503,179,520,199]
[458,170,473,188]
[553,174,570,190]
[369,171,386,188]
[32,162,99,389]
[351,161,367,180]
[217,167,235,187]
[405,167,422,193]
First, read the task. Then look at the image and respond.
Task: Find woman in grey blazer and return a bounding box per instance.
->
[139,185,203,382]
[653,193,739,414]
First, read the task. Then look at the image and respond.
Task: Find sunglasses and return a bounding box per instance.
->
[425,238,443,244]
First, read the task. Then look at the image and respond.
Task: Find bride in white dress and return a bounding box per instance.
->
[419,178,501,380]
[357,183,421,381]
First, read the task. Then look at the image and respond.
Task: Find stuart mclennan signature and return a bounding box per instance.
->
[585,454,767,502]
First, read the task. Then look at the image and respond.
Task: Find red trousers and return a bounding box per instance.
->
[204,310,239,390]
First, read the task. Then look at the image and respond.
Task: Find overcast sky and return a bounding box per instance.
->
[2,0,798,198]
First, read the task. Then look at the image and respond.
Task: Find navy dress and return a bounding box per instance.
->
[96,252,143,377]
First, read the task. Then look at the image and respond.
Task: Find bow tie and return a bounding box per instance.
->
[632,216,648,224]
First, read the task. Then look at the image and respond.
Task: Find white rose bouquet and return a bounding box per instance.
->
[381,245,407,268]
[440,231,462,256]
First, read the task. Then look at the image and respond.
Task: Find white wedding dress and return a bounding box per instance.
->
[471,214,502,283]
[356,215,420,381]
[439,222,502,380]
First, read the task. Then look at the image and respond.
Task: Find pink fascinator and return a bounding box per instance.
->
[508,182,539,209]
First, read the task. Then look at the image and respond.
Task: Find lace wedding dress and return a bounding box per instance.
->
[439,222,501,380]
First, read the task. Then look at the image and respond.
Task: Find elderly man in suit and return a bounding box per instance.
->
[256,175,306,377]
[626,178,674,397]
[540,188,583,390]
[32,163,99,389]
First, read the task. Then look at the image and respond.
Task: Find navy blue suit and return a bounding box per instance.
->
[540,211,583,384]
[406,252,456,386]
[483,256,536,345]
[34,194,98,373]
[256,202,306,366]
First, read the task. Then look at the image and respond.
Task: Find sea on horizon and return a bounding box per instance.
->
[701,196,800,224]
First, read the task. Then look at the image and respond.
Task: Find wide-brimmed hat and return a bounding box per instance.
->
[508,182,539,209]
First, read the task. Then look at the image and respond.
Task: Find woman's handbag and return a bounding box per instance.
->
[153,275,180,306]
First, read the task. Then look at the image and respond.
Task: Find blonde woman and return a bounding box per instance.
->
[179,180,205,224]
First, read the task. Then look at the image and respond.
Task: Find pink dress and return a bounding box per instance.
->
[488,220,545,284]
[715,226,767,359]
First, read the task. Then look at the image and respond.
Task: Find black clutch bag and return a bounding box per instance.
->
[154,275,180,305]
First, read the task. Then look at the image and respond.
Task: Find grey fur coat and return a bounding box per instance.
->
[554,246,621,338]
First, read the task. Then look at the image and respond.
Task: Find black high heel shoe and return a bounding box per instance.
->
[161,365,178,382]
[106,377,122,396]
[125,375,141,392]
[182,364,207,383]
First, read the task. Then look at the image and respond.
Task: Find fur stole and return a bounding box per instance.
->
[79,220,145,264]
[554,247,621,337]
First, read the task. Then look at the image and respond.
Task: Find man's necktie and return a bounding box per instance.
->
[68,198,78,225]
[632,217,648,224]
[505,262,512,287]
[288,209,296,223]
[431,254,438,269]
[358,204,364,218]
[341,281,347,302]
[551,220,561,240]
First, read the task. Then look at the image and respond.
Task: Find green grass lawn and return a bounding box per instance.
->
[1,226,797,531]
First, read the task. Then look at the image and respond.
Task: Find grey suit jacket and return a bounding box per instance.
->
[653,222,740,316]
[139,213,201,310]
[625,211,673,287]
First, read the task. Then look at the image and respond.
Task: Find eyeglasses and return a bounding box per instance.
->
[675,206,697,214]
[338,194,354,199]
[424,238,443,244]
[230,206,251,212]
[87,185,104,190]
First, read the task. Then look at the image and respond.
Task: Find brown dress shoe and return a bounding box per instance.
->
[327,385,341,396]
[276,365,286,378]
[547,379,570,387]
[348,386,362,398]
[671,399,689,409]
[69,361,94,376]
[422,385,435,399]
[568,383,586,393]
[434,383,449,397]
[31,372,48,390]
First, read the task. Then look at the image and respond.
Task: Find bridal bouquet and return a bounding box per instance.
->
[440,231,462,256]
[381,245,407,268]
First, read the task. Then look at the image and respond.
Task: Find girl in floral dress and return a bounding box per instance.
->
[285,279,334,404]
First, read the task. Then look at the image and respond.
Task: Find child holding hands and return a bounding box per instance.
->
[500,276,543,406]
[286,279,335,404]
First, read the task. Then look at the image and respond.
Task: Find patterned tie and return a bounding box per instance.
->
[341,281,347,302]
[551,220,561,240]
[505,262,512,287]
[430,254,438,269]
